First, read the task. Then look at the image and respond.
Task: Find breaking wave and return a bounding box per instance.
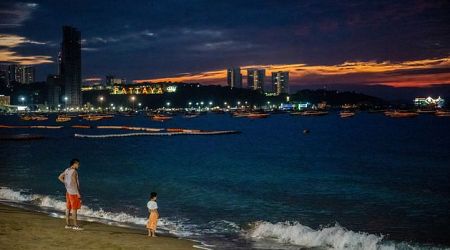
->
[246,221,448,250]
[0,186,192,236]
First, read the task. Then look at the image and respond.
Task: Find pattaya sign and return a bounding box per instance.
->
[112,85,177,95]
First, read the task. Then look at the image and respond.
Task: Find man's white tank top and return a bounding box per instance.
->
[64,168,79,195]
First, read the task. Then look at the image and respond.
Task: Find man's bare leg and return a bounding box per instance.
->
[72,209,78,227]
[65,209,71,226]
[148,229,151,236]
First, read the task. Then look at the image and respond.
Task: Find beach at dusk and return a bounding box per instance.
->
[1,1,450,249]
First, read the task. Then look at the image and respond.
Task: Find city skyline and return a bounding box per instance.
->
[0,1,449,88]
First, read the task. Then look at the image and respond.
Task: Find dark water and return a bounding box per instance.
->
[1,113,449,249]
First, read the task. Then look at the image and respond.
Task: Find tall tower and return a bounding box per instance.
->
[247,69,265,92]
[227,67,242,89]
[271,71,289,95]
[60,26,81,107]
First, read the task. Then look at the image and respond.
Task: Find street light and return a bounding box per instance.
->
[98,96,104,110]
[130,96,136,110]
[166,101,171,108]
[209,101,213,105]
[19,96,25,106]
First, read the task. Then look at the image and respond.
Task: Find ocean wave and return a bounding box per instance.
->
[246,221,448,250]
[0,187,191,236]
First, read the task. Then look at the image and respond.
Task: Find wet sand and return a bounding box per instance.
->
[0,204,195,249]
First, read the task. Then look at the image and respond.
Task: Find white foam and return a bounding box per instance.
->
[0,187,184,234]
[246,221,449,250]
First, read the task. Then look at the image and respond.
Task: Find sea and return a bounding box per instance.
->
[1,112,449,250]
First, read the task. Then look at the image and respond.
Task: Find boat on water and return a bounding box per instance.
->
[291,110,329,116]
[151,114,172,122]
[340,111,356,118]
[20,115,48,121]
[56,115,71,122]
[83,114,114,121]
[246,113,270,119]
[435,110,450,117]
[183,113,200,118]
[84,115,104,121]
[384,111,418,118]
[417,109,436,114]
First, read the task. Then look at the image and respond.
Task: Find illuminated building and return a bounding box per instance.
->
[227,67,242,89]
[60,26,82,107]
[106,75,126,85]
[414,96,445,108]
[271,71,289,95]
[1,64,35,84]
[247,69,265,92]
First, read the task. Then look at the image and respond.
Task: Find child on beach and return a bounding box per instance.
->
[146,192,159,237]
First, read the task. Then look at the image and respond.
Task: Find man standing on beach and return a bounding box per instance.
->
[58,159,83,230]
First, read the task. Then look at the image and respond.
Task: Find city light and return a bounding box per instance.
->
[209,101,213,105]
[188,102,192,106]
[166,102,171,107]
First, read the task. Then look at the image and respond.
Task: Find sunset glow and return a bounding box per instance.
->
[133,57,450,88]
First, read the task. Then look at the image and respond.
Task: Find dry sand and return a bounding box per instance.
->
[0,204,195,249]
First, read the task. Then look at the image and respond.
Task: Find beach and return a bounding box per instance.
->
[0,204,195,249]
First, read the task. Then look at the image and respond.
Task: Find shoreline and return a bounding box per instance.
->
[0,203,196,249]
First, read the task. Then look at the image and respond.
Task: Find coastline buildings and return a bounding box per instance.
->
[414,96,445,108]
[247,69,265,92]
[271,71,289,95]
[0,64,35,86]
[60,26,82,107]
[227,67,242,89]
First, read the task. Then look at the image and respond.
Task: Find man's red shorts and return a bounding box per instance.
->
[66,193,81,210]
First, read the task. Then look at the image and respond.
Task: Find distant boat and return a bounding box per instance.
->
[183,113,200,118]
[20,115,48,121]
[291,110,329,116]
[246,113,270,119]
[435,110,450,117]
[384,111,418,118]
[83,114,114,121]
[417,109,436,114]
[340,111,356,118]
[232,112,269,119]
[151,114,172,122]
[56,115,71,122]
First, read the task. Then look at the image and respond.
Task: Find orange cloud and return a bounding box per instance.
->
[133,57,450,88]
[0,34,53,65]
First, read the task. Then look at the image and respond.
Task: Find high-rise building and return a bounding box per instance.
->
[247,69,265,92]
[227,67,242,89]
[271,71,289,95]
[46,74,62,109]
[60,26,82,107]
[3,65,35,84]
[0,64,10,90]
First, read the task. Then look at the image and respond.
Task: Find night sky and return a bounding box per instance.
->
[1,0,450,88]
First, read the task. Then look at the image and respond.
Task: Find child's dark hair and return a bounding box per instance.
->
[70,158,80,166]
[150,192,157,199]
